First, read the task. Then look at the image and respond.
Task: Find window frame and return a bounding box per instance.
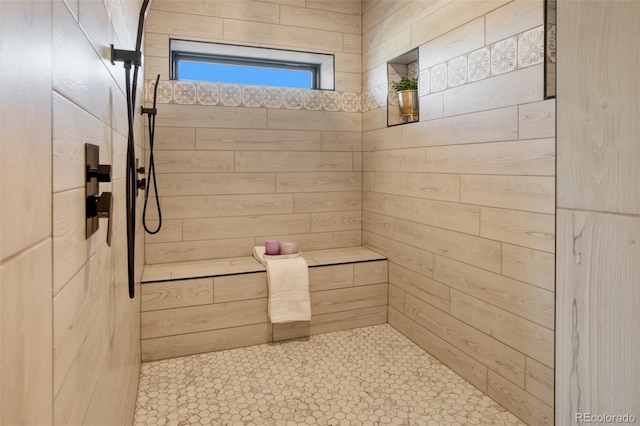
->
[169,39,335,90]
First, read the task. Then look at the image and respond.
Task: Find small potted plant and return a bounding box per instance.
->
[391,77,419,122]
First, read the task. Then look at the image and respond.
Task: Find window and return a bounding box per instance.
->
[170,39,335,90]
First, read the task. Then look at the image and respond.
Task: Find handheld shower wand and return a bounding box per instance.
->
[111,0,152,299]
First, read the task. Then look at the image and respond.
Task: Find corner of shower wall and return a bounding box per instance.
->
[362,1,556,425]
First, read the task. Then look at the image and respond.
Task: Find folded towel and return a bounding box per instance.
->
[253,246,311,323]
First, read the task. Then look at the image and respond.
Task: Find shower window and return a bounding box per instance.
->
[170,39,335,90]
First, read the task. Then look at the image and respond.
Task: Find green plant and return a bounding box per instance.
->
[391,76,418,91]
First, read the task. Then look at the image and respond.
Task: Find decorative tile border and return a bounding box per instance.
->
[146,26,546,114]
[145,80,364,113]
[360,25,546,112]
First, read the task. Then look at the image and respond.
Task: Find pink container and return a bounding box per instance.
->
[265,239,280,255]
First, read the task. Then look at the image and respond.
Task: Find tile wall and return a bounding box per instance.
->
[361,1,555,425]
[1,0,145,424]
[143,0,364,264]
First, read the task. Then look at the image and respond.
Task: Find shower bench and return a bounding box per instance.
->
[140,247,388,361]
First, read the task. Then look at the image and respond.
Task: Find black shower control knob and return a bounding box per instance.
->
[137,178,146,190]
[88,164,112,182]
[137,166,146,174]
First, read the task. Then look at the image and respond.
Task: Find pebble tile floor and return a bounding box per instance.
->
[134,324,525,425]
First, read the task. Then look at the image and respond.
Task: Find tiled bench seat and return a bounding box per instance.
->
[141,247,388,361]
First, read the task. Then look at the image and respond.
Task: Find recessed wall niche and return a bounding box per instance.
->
[387,48,419,126]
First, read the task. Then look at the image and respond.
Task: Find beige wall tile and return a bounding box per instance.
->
[306,0,361,16]
[343,33,362,54]
[502,244,555,292]
[141,298,268,339]
[419,17,485,70]
[147,194,293,221]
[434,256,554,330]
[142,278,214,311]
[362,211,395,239]
[146,10,223,41]
[384,195,480,235]
[321,131,362,151]
[309,264,354,291]
[1,240,53,425]
[311,211,361,232]
[276,172,361,193]
[294,191,361,213]
[389,308,488,392]
[485,0,543,45]
[394,219,502,273]
[388,285,405,313]
[236,151,353,172]
[142,323,272,361]
[389,262,449,313]
[363,231,434,277]
[401,106,518,148]
[487,370,554,426]
[450,290,554,367]
[427,138,555,176]
[144,32,169,58]
[183,214,311,240]
[519,100,556,140]
[151,0,280,24]
[480,207,555,253]
[158,104,267,129]
[405,293,525,387]
[443,65,544,117]
[311,284,387,316]
[374,172,460,202]
[311,306,387,335]
[526,357,555,407]
[146,238,256,264]
[280,4,361,34]
[156,173,275,196]
[411,0,509,47]
[365,148,426,172]
[148,127,196,151]
[419,92,444,121]
[354,260,388,286]
[363,126,402,151]
[214,273,267,303]
[224,18,343,52]
[461,175,555,214]
[268,109,362,132]
[152,151,234,173]
[197,128,322,151]
[53,93,111,193]
[363,28,410,71]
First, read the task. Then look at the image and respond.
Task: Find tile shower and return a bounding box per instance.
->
[0,0,556,425]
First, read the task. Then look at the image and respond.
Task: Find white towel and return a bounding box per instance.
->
[253,246,311,323]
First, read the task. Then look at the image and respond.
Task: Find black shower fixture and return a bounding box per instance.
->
[110,0,152,299]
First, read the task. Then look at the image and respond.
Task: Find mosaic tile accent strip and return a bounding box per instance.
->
[518,26,545,68]
[430,62,448,92]
[448,55,468,88]
[467,47,490,83]
[146,80,363,113]
[546,24,556,64]
[135,325,525,426]
[491,36,518,76]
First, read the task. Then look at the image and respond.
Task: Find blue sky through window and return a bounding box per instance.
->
[178,61,313,88]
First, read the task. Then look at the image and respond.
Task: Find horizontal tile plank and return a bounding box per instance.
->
[461,175,555,214]
[196,128,321,151]
[434,256,554,330]
[236,151,353,172]
[389,262,449,313]
[141,278,214,311]
[276,172,361,193]
[311,283,388,315]
[141,298,268,339]
[480,207,555,253]
[214,272,268,303]
[183,214,311,240]
[427,138,555,176]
